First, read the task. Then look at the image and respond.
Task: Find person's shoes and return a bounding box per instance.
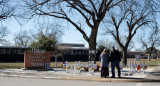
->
[111,76,115,78]
[118,76,121,78]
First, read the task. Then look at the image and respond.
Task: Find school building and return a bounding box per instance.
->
[0,43,147,62]
[0,46,28,62]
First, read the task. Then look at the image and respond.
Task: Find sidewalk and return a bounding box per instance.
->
[0,67,160,82]
[145,66,160,80]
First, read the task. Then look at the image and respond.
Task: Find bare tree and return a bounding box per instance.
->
[0,26,8,44]
[140,29,160,60]
[0,0,19,46]
[14,30,32,47]
[57,43,72,63]
[0,0,15,20]
[103,0,160,65]
[97,38,121,50]
[14,22,63,48]
[36,22,63,42]
[156,50,160,59]
[28,22,63,46]
[28,22,63,51]
[23,0,125,62]
[0,0,16,45]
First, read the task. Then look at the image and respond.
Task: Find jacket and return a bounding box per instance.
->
[109,50,121,62]
[99,54,109,67]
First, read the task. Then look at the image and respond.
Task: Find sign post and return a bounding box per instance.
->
[55,56,57,68]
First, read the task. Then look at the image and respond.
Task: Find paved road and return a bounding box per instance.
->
[0,77,160,86]
[146,66,160,80]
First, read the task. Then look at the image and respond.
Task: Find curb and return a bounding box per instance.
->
[0,74,62,80]
[61,77,160,82]
[42,77,62,80]
[62,77,111,82]
[0,74,160,82]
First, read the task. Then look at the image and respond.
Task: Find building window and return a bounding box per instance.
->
[73,50,77,55]
[0,48,5,54]
[71,51,74,55]
[10,48,16,54]
[17,49,21,54]
[79,51,81,55]
[5,48,10,54]
[82,50,84,55]
[84,50,88,55]
[21,49,25,53]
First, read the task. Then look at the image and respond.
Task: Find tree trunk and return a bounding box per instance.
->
[88,29,98,63]
[88,41,97,62]
[122,49,127,66]
[62,56,65,64]
[148,53,152,60]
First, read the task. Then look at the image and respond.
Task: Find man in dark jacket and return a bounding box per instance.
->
[110,46,121,78]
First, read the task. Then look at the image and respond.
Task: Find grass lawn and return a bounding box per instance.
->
[127,59,160,68]
[0,59,160,69]
[0,62,24,69]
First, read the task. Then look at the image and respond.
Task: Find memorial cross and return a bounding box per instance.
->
[141,61,147,73]
[74,61,84,73]
[128,61,134,75]
[63,61,73,73]
[85,61,97,74]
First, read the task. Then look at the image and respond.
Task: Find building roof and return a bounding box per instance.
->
[58,47,89,50]
[127,51,145,55]
[58,43,85,47]
[59,43,85,45]
[0,46,28,49]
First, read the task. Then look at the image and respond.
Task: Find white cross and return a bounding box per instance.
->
[120,62,125,71]
[128,61,134,75]
[133,61,137,72]
[73,61,84,73]
[141,61,147,73]
[85,61,97,74]
[63,61,73,73]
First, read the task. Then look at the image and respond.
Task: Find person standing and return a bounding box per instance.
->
[109,46,121,78]
[99,49,109,78]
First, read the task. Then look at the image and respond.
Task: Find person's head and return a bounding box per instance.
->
[102,49,107,55]
[111,46,115,52]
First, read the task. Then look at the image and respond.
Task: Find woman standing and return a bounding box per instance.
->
[99,49,109,78]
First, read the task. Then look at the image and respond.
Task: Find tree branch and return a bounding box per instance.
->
[65,1,93,28]
[88,0,98,16]
[65,17,90,42]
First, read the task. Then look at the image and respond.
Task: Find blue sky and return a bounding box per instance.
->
[3,18,89,46]
[1,0,160,51]
[2,17,144,51]
[1,0,160,52]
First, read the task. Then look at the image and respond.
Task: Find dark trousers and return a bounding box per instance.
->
[111,61,121,77]
[101,67,109,77]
